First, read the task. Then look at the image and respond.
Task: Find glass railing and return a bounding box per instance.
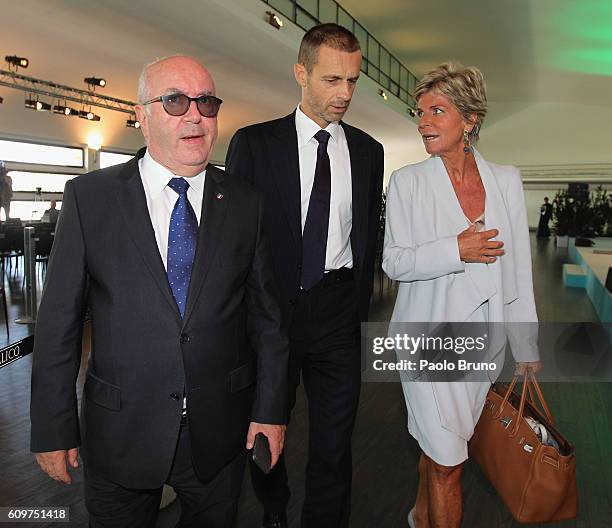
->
[262,0,418,107]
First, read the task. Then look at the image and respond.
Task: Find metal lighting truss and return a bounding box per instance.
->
[0,68,136,114]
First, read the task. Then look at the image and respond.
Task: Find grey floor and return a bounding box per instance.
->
[1,235,610,527]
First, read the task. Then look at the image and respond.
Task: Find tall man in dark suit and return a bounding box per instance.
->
[30,55,288,528]
[226,24,384,528]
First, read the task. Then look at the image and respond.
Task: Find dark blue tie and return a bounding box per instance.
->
[167,177,198,317]
[301,130,331,290]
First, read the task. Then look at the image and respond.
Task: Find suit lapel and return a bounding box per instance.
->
[182,164,229,325]
[270,113,302,248]
[343,123,369,272]
[116,149,179,317]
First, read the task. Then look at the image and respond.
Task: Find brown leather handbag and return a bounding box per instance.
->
[469,371,578,523]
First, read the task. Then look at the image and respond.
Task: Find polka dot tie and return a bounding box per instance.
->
[167,177,198,317]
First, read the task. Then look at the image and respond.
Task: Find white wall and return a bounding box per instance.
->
[479,102,612,166]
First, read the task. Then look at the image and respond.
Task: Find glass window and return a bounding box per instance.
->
[367,62,379,82]
[380,73,391,90]
[390,57,400,83]
[380,48,390,77]
[0,139,83,167]
[390,81,399,97]
[268,0,294,18]
[319,0,337,23]
[408,73,417,96]
[100,151,134,169]
[338,7,354,32]
[296,9,317,31]
[368,39,379,67]
[354,24,368,59]
[400,67,409,93]
[8,171,75,193]
[297,0,317,17]
[3,200,62,222]
[361,56,368,74]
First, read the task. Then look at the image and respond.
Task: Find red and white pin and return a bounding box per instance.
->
[216,193,224,200]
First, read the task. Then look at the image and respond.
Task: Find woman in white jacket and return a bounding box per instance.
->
[382,63,541,528]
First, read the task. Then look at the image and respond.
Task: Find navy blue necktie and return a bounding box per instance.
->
[167,178,198,317]
[301,130,331,290]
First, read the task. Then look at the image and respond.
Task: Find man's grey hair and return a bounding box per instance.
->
[137,54,206,107]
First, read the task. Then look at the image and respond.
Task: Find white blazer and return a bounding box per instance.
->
[383,151,540,443]
[383,150,539,362]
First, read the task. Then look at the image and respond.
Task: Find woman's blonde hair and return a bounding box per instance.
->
[414,62,487,143]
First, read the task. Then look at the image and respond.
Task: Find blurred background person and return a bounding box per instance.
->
[536,196,553,237]
[0,161,13,221]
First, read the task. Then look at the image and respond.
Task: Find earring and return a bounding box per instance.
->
[463,130,471,153]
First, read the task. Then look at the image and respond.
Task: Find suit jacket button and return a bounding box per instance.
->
[170,392,180,401]
[180,334,190,344]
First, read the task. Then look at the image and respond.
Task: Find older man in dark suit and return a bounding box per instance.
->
[30,55,288,528]
[226,24,384,528]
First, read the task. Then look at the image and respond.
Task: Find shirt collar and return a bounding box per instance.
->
[141,149,206,198]
[295,105,340,149]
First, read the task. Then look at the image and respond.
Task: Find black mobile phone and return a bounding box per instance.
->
[252,432,272,474]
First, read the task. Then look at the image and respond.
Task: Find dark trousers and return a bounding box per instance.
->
[84,422,246,528]
[250,279,361,527]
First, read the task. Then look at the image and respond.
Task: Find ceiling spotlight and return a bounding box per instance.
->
[25,98,37,109]
[36,101,51,111]
[84,77,106,88]
[78,110,100,121]
[266,11,283,29]
[5,55,29,69]
[126,118,140,129]
[408,107,417,117]
[378,89,388,101]
[54,104,78,116]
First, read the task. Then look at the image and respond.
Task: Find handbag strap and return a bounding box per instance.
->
[493,376,518,419]
[510,372,529,437]
[527,370,554,424]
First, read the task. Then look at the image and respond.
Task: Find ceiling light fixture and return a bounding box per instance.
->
[25,96,38,109]
[35,100,51,111]
[266,11,283,29]
[5,55,29,69]
[84,77,106,88]
[378,89,388,101]
[126,118,140,129]
[79,109,100,121]
[408,107,417,117]
[54,104,78,116]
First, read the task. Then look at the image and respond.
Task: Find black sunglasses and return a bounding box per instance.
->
[142,93,223,117]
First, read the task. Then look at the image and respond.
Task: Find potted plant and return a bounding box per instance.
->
[553,189,572,247]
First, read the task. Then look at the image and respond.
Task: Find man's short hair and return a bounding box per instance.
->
[298,23,360,73]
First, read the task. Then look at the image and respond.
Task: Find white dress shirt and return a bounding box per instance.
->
[295,105,353,271]
[138,150,205,270]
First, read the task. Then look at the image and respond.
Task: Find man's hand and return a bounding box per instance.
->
[458,225,504,263]
[34,448,79,484]
[246,422,286,469]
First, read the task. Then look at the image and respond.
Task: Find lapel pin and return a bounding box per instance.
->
[216,193,224,200]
